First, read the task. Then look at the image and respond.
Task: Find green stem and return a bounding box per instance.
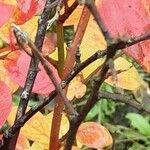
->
[57,23,65,74]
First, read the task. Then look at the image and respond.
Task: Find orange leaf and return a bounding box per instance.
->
[76,122,113,149]
[67,73,86,100]
[16,134,30,150]
[0,81,12,128]
[12,0,45,24]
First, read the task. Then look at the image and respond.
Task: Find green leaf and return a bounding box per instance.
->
[85,104,98,121]
[126,113,150,136]
[147,146,150,150]
[13,95,20,106]
[129,143,148,150]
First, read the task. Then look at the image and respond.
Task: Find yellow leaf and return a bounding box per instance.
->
[62,1,107,79]
[19,16,38,41]
[0,21,12,43]
[67,73,87,100]
[0,16,38,43]
[80,18,106,78]
[7,106,50,146]
[64,5,83,26]
[7,107,69,149]
[45,112,69,138]
[30,142,45,150]
[105,57,143,90]
[0,0,17,5]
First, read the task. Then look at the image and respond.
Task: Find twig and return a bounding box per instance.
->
[62,4,91,77]
[64,32,150,149]
[1,48,107,141]
[12,24,78,116]
[2,32,150,145]
[98,91,150,113]
[84,0,112,42]
[58,1,79,23]
[75,46,81,67]
[1,0,57,149]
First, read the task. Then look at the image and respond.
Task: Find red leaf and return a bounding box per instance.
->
[98,0,150,72]
[5,51,61,95]
[0,81,12,128]
[0,2,15,27]
[42,33,57,56]
[13,0,45,24]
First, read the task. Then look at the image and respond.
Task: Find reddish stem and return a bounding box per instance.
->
[62,5,91,77]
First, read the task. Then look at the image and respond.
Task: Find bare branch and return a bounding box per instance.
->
[1,0,57,149]
[12,24,78,116]
[98,91,150,113]
[2,31,150,147]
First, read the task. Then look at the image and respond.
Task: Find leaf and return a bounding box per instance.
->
[8,106,50,146]
[126,113,150,136]
[60,146,81,150]
[30,142,44,150]
[16,134,30,150]
[129,142,149,150]
[67,73,87,100]
[0,81,12,128]
[0,16,38,44]
[19,16,38,40]
[5,51,61,95]
[42,32,57,56]
[64,5,83,26]
[98,0,150,72]
[45,112,69,139]
[0,2,15,27]
[7,107,69,149]
[105,57,143,90]
[80,19,106,78]
[14,0,45,24]
[0,59,19,92]
[17,0,46,13]
[76,122,113,149]
[63,2,107,79]
[0,0,17,5]
[0,0,43,43]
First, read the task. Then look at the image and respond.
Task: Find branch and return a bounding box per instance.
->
[1,0,57,149]
[62,4,91,77]
[60,91,150,143]
[98,91,150,113]
[84,0,112,42]
[64,32,150,149]
[2,32,150,145]
[1,45,107,140]
[58,0,79,23]
[12,24,78,116]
